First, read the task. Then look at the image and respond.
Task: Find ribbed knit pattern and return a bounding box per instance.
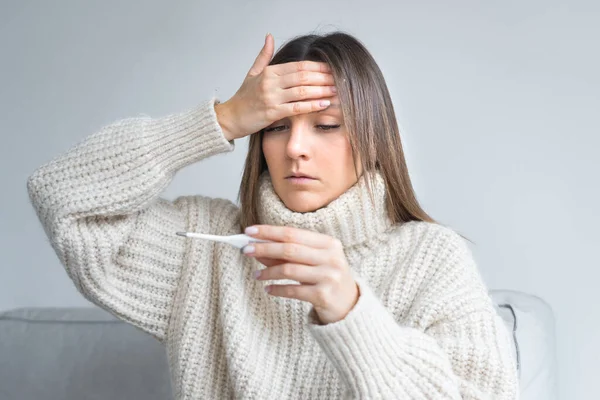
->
[27,96,519,399]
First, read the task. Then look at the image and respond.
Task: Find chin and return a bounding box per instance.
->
[282,195,326,213]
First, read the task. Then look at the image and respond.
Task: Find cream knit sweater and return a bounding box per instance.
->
[27,96,519,399]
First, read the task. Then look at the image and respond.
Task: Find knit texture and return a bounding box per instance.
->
[27,95,519,399]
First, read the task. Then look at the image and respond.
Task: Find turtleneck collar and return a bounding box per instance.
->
[256,170,395,248]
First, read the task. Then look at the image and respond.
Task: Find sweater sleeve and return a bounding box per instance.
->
[26,96,234,343]
[306,228,519,399]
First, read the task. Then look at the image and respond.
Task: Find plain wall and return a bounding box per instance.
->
[1,1,598,399]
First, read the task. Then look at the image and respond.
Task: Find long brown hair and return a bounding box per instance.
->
[238,31,469,242]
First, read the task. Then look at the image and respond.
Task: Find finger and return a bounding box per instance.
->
[246,225,338,250]
[254,256,286,268]
[264,283,315,303]
[271,60,332,76]
[256,263,325,284]
[279,71,335,89]
[248,33,274,77]
[246,242,327,266]
[275,99,333,117]
[279,85,338,104]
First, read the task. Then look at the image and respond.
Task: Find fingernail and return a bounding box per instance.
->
[243,245,255,254]
[264,285,272,293]
[245,226,259,235]
[253,270,261,279]
[331,86,337,93]
[320,100,330,107]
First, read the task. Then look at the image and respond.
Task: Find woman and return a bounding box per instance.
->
[27,31,519,399]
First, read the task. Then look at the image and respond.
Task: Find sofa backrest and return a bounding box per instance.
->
[0,307,173,400]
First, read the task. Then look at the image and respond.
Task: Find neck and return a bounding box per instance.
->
[256,170,395,248]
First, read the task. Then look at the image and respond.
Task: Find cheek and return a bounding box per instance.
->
[317,135,354,167]
[261,136,278,163]
[321,136,359,186]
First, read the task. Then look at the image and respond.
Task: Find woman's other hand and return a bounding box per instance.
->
[215,33,338,141]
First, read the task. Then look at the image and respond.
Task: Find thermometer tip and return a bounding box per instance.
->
[175,231,188,237]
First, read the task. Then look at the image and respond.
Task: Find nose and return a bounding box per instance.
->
[285,123,312,160]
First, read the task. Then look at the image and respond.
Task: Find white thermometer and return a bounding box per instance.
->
[175,231,272,249]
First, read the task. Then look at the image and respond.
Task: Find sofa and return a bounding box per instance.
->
[0,290,557,400]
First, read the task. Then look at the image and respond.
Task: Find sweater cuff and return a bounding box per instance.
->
[149,95,235,176]
[306,275,397,338]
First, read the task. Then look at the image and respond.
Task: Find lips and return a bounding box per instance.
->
[286,173,316,179]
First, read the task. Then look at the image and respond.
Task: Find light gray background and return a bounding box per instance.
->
[1,1,598,399]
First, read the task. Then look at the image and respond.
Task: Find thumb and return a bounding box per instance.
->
[248,33,274,77]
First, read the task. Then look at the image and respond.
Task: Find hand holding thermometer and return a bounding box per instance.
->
[175,231,273,249]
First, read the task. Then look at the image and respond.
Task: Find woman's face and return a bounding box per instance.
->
[262,96,362,212]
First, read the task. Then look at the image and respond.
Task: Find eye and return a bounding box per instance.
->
[263,125,286,133]
[317,124,341,131]
[263,124,341,133]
